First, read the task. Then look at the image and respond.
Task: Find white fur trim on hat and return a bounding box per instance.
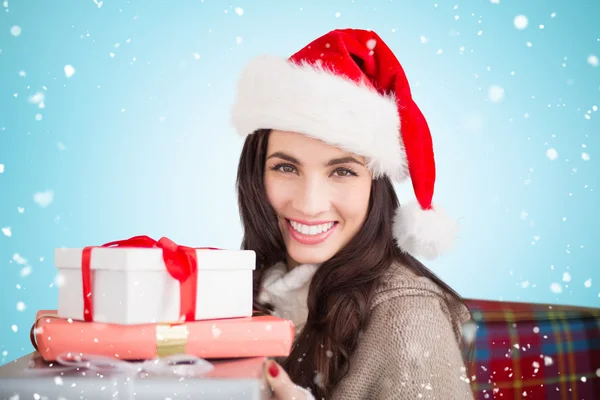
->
[231,55,408,181]
[392,202,459,260]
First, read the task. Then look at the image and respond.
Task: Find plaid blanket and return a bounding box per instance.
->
[462,299,600,399]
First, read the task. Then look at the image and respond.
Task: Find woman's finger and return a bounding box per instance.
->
[264,360,311,400]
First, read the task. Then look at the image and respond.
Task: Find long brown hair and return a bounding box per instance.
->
[236,129,471,399]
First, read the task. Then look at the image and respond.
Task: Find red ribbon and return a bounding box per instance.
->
[81,235,219,323]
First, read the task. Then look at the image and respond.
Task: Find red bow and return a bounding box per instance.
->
[81,235,219,323]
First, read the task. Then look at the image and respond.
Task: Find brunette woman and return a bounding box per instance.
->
[232,28,475,400]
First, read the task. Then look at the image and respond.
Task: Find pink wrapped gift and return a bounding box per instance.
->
[31,310,295,362]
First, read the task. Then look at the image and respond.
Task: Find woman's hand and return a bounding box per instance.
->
[264,360,315,400]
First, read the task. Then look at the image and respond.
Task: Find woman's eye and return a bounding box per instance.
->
[333,168,356,177]
[273,163,296,173]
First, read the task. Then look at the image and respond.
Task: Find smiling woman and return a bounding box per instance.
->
[264,130,373,267]
[232,28,474,400]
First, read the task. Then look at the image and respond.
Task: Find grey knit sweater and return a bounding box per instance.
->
[258,261,475,399]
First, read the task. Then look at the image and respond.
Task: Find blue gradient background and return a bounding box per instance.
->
[0,0,598,365]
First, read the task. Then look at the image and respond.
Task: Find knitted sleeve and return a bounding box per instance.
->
[374,292,474,399]
[330,289,475,399]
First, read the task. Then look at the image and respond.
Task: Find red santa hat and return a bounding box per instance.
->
[230,28,459,260]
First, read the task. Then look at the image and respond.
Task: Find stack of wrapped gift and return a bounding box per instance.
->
[0,235,294,400]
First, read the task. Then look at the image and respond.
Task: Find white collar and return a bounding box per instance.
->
[257,262,319,335]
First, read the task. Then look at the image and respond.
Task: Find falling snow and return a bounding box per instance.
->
[211,324,222,338]
[488,85,504,103]
[0,1,598,374]
[64,64,76,78]
[514,15,528,30]
[9,25,20,36]
[546,148,558,160]
[550,283,562,294]
[33,190,54,207]
[28,92,45,108]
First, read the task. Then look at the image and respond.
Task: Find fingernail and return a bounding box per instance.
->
[268,361,279,378]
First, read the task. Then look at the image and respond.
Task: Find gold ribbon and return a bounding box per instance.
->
[155,323,189,357]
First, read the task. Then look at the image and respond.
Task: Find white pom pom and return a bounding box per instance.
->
[392,202,459,260]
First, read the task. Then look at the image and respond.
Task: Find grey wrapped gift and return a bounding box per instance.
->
[0,352,272,400]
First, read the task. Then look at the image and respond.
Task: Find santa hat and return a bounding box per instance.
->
[230,28,458,260]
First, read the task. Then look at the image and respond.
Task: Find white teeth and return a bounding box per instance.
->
[290,220,335,236]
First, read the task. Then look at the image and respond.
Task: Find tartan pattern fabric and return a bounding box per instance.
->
[461,299,600,399]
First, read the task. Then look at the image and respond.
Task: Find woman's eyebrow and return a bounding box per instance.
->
[266,152,364,167]
[326,156,364,166]
[266,151,301,165]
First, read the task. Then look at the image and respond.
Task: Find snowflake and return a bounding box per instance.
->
[488,85,504,103]
[211,324,222,338]
[514,15,528,30]
[33,190,54,207]
[550,283,562,294]
[10,25,20,36]
[546,148,558,160]
[1,227,11,237]
[28,92,45,108]
[64,65,76,78]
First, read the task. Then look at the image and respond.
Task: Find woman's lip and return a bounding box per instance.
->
[285,219,338,245]
[286,218,337,226]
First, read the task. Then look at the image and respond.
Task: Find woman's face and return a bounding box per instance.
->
[264,130,373,267]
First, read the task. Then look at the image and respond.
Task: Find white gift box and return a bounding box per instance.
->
[55,246,256,325]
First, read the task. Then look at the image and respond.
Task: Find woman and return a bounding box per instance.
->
[231,28,475,400]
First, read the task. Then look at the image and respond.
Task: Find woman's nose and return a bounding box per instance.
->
[291,177,330,217]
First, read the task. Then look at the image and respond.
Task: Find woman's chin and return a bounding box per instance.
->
[286,243,337,266]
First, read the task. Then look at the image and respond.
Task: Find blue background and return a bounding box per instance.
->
[0,0,598,365]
